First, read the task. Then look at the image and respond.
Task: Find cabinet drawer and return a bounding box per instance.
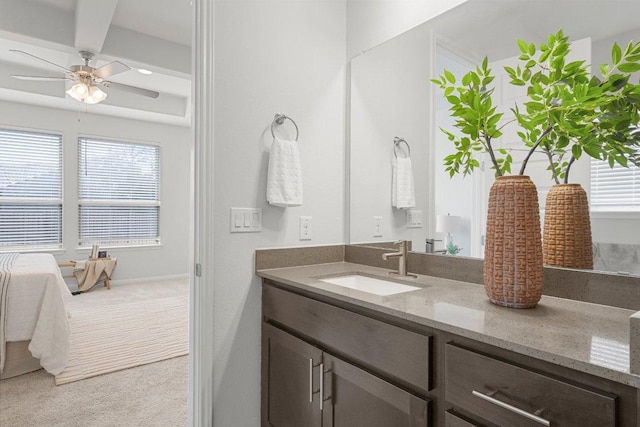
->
[445,344,617,427]
[445,411,482,427]
[263,283,431,394]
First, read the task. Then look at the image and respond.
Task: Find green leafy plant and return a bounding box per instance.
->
[432,30,640,181]
[446,242,461,256]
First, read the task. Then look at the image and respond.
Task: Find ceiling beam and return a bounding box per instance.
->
[0,0,74,51]
[74,0,119,53]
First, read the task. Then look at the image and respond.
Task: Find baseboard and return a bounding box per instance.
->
[65,273,190,291]
[109,273,190,286]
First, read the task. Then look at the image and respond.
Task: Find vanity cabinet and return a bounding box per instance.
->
[261,280,640,427]
[262,282,432,426]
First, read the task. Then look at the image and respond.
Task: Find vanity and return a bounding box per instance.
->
[256,245,640,427]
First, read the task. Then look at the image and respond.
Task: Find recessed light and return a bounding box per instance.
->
[138,69,152,75]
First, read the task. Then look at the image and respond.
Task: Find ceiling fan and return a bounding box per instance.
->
[10,49,160,104]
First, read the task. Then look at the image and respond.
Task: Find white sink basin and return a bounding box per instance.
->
[319,274,421,296]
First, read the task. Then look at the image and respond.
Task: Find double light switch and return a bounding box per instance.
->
[230,208,262,233]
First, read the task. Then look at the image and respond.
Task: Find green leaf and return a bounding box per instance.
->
[517,39,528,54]
[571,144,582,159]
[600,63,611,76]
[462,72,472,86]
[444,69,455,84]
[446,95,460,105]
[618,62,640,73]
[612,42,622,65]
[482,56,488,71]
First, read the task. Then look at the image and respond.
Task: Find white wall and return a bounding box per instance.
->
[213,1,346,425]
[350,22,431,250]
[0,100,191,281]
[346,0,469,58]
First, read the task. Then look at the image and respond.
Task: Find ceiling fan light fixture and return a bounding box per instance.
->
[66,82,107,104]
[84,86,107,104]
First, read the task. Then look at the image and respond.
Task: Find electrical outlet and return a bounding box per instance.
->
[299,216,312,240]
[373,216,383,237]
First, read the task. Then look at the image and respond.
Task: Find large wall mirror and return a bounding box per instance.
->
[350,0,640,275]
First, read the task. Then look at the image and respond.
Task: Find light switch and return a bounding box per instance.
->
[407,209,423,228]
[230,208,262,233]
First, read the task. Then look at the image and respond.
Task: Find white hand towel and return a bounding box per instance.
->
[267,137,303,207]
[73,260,86,271]
[392,157,416,209]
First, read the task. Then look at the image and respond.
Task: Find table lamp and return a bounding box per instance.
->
[436,214,461,250]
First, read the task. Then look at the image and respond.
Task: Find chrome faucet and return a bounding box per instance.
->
[382,240,414,277]
[426,238,446,254]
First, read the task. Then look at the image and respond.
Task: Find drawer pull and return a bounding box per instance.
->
[319,363,324,410]
[472,390,550,426]
[309,359,314,403]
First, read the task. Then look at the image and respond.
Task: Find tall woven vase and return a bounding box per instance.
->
[484,175,543,308]
[543,184,593,269]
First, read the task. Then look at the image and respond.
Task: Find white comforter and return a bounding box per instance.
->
[5,254,71,375]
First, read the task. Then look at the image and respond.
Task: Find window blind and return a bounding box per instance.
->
[78,137,160,247]
[0,128,63,249]
[590,158,640,211]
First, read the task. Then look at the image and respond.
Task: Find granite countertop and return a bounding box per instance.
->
[257,261,640,389]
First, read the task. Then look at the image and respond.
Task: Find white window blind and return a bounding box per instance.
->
[0,128,63,249]
[590,158,640,211]
[78,137,160,247]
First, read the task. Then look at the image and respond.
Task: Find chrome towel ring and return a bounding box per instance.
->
[393,137,411,158]
[271,113,299,141]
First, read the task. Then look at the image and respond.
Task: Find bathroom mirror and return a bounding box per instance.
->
[349,0,640,275]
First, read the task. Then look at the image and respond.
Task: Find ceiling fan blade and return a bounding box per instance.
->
[103,81,159,98]
[93,61,130,79]
[10,49,70,74]
[12,75,69,82]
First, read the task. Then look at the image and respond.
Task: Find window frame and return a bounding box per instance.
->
[77,135,162,249]
[0,125,64,252]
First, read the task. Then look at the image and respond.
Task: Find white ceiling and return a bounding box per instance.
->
[431,0,640,62]
[0,0,193,126]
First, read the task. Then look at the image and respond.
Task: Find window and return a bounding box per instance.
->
[0,128,63,250]
[78,137,160,247]
[590,158,640,212]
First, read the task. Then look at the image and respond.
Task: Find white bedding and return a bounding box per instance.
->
[5,253,71,375]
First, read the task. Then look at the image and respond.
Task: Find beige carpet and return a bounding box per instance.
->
[55,285,189,385]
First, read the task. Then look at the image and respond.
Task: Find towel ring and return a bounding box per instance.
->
[271,113,299,141]
[393,137,411,158]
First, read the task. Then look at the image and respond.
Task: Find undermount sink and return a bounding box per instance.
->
[318,274,421,296]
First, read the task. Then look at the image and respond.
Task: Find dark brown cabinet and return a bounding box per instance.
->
[444,344,618,427]
[262,281,640,427]
[262,323,322,427]
[322,353,429,426]
[262,322,430,427]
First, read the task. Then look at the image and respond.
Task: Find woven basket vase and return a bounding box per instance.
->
[543,184,593,269]
[484,175,543,308]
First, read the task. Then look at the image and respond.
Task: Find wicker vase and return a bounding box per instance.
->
[543,184,593,269]
[484,175,543,308]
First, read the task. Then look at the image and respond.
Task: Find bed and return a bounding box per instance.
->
[0,253,71,379]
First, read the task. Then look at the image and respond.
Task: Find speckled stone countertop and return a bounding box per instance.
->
[257,261,640,389]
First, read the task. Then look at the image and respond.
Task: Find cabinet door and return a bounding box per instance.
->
[262,323,323,427]
[321,353,430,427]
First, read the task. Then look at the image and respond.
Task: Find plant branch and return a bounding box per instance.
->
[564,156,576,183]
[518,125,554,175]
[484,135,502,176]
[543,148,560,184]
